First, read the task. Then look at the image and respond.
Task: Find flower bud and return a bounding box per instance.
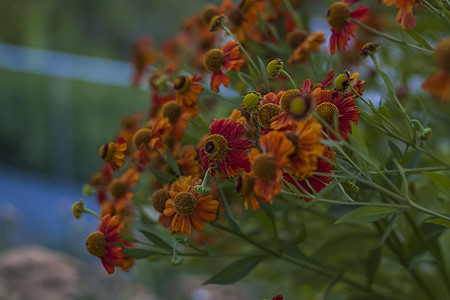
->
[210,14,225,32]
[72,199,85,219]
[419,127,432,140]
[334,73,349,91]
[267,58,283,79]
[360,42,380,58]
[242,91,262,111]
[195,184,212,195]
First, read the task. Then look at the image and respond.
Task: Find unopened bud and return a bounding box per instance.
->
[267,58,283,79]
[360,42,380,58]
[72,199,85,219]
[242,91,262,111]
[419,127,432,140]
[195,185,212,195]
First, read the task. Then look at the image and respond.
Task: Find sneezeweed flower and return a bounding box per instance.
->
[315,89,360,140]
[219,0,265,41]
[160,100,197,141]
[152,188,173,228]
[284,117,325,180]
[85,214,124,274]
[235,173,259,210]
[359,42,380,58]
[204,41,244,92]
[99,138,127,171]
[383,0,419,29]
[249,131,294,203]
[422,37,450,102]
[288,30,326,64]
[132,119,171,166]
[326,0,369,54]
[200,118,251,178]
[284,147,334,201]
[163,176,219,234]
[174,75,203,107]
[131,37,155,86]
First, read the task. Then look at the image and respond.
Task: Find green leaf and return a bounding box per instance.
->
[366,247,381,288]
[203,256,265,285]
[406,30,433,50]
[335,206,401,224]
[122,248,159,259]
[388,141,403,162]
[150,169,177,184]
[423,172,450,197]
[378,69,396,100]
[256,56,270,89]
[425,218,450,228]
[379,106,390,119]
[119,231,140,243]
[139,229,172,251]
[165,150,181,177]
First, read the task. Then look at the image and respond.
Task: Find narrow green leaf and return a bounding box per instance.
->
[366,247,381,288]
[335,206,401,224]
[203,256,264,285]
[122,248,158,259]
[378,69,396,100]
[423,172,450,197]
[379,106,390,119]
[139,229,172,251]
[324,275,342,300]
[119,231,140,243]
[256,56,270,89]
[425,218,450,228]
[406,30,433,50]
[165,150,181,176]
[375,214,398,249]
[388,141,403,162]
[150,169,177,184]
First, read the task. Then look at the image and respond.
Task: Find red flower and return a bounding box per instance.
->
[200,118,251,178]
[315,90,360,140]
[327,0,369,54]
[284,148,335,201]
[85,214,124,274]
[204,41,244,92]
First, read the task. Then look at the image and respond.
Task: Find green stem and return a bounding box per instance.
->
[83,208,101,220]
[351,19,433,54]
[281,190,410,209]
[211,222,387,297]
[281,69,297,89]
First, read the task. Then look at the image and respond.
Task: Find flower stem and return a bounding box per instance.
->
[82,208,101,220]
[281,69,297,89]
[351,19,433,54]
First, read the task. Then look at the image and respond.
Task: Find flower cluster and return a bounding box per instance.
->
[75,2,449,294]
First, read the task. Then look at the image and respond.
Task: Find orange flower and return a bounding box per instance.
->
[422,37,450,102]
[163,176,219,235]
[99,138,127,171]
[131,37,155,86]
[288,31,325,64]
[85,214,124,274]
[204,41,244,92]
[159,100,197,141]
[174,75,203,107]
[219,0,265,42]
[249,131,294,203]
[383,0,419,29]
[235,173,259,210]
[285,117,325,180]
[132,118,171,167]
[174,144,202,177]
